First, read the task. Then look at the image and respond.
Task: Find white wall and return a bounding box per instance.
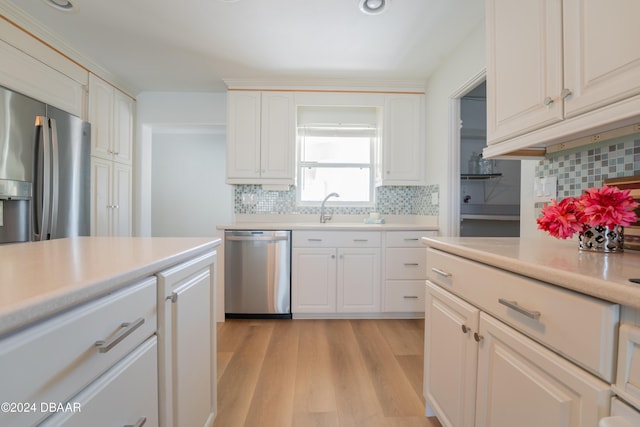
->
[424,21,487,236]
[151,132,229,237]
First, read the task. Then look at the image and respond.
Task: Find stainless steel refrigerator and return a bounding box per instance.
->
[0,85,91,244]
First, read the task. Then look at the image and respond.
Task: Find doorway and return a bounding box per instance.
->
[451,79,521,237]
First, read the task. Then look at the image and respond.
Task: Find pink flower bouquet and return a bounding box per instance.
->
[537,185,639,239]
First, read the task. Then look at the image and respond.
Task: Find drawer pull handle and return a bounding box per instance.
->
[95,317,145,353]
[431,267,452,277]
[125,417,147,427]
[404,263,419,266]
[404,238,420,241]
[308,238,322,242]
[403,295,418,299]
[353,239,369,242]
[498,298,541,320]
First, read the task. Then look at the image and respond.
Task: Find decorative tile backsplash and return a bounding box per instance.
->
[233,184,439,216]
[535,135,640,200]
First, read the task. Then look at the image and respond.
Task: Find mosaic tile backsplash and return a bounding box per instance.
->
[234,185,439,216]
[535,134,640,201]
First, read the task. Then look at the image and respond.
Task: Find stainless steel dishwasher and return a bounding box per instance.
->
[224,230,291,318]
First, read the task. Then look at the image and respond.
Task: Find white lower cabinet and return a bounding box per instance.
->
[383,231,435,313]
[292,231,380,315]
[91,156,132,236]
[40,337,159,427]
[424,245,616,427]
[0,278,157,427]
[157,251,217,427]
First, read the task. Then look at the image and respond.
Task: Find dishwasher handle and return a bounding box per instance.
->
[226,235,289,242]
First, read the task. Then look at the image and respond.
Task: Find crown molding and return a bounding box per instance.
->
[223,78,427,94]
[0,3,138,97]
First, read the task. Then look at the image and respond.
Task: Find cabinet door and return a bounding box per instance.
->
[113,90,134,165]
[475,313,611,427]
[486,0,563,144]
[164,263,216,427]
[226,91,261,179]
[112,163,132,237]
[260,92,295,179]
[292,248,337,313]
[337,248,381,312]
[90,157,111,236]
[563,0,640,118]
[381,94,424,184]
[88,74,114,160]
[424,280,479,427]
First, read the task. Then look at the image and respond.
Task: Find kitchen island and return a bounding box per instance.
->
[0,236,221,427]
[422,236,640,426]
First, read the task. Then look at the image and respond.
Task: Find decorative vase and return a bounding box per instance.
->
[578,225,624,252]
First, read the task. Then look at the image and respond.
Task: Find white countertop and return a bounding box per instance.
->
[0,236,221,336]
[422,236,640,309]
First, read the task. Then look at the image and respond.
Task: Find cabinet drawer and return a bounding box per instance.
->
[614,324,640,409]
[0,278,157,427]
[427,248,619,382]
[384,281,425,312]
[40,336,159,427]
[293,231,381,247]
[386,231,434,247]
[386,248,426,279]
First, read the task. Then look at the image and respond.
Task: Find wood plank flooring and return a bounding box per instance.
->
[215,319,442,427]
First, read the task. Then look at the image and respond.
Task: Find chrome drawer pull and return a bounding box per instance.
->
[353,239,369,242]
[404,263,419,266]
[431,267,452,277]
[308,238,322,242]
[95,317,145,353]
[498,298,541,320]
[404,238,420,241]
[125,417,147,427]
[403,295,418,299]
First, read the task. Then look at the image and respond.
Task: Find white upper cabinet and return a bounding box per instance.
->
[486,0,563,144]
[379,94,425,185]
[89,74,134,165]
[486,0,640,155]
[226,90,295,184]
[562,0,640,118]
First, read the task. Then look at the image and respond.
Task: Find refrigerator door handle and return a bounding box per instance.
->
[34,116,51,241]
[49,117,59,238]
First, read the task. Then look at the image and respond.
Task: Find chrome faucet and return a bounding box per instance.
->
[320,192,340,223]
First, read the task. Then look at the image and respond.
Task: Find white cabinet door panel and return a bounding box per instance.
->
[292,248,337,313]
[260,92,295,179]
[337,248,380,312]
[486,0,564,144]
[424,280,479,427]
[475,313,611,427]
[563,0,640,118]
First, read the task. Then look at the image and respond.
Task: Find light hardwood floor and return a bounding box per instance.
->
[215,319,442,427]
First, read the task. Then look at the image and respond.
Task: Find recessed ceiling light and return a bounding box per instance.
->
[43,0,75,12]
[359,0,389,15]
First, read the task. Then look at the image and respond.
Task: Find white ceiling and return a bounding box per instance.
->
[6,0,485,94]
